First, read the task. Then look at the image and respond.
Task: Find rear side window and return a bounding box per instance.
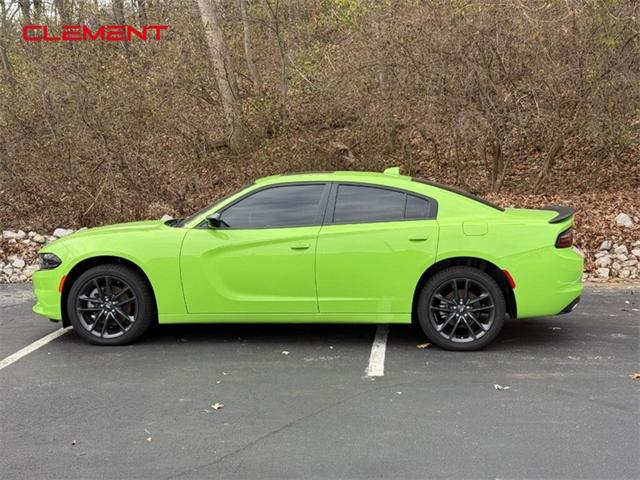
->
[332,185,434,224]
[221,184,325,228]
[405,195,432,219]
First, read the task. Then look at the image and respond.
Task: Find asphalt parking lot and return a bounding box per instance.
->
[1,284,639,480]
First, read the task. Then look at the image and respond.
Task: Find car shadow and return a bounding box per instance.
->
[147,322,376,348]
[55,316,578,351]
[390,316,578,352]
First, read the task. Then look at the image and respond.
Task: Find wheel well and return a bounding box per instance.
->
[412,257,517,321]
[60,256,157,327]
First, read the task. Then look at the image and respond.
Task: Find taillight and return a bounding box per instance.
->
[555,228,573,248]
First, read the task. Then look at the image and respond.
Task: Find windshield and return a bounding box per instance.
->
[169,183,254,227]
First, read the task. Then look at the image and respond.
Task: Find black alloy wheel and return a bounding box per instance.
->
[67,264,153,345]
[417,266,506,351]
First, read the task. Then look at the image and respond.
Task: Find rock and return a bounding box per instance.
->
[594,251,607,258]
[160,214,173,221]
[611,261,622,271]
[623,258,638,267]
[615,213,633,228]
[615,254,628,262]
[594,256,612,268]
[53,228,73,238]
[596,268,610,278]
[613,245,628,255]
[8,238,16,244]
[21,239,31,245]
[12,258,25,269]
[632,240,640,248]
[25,264,40,275]
[28,231,36,238]
[618,268,631,279]
[32,234,46,244]
[598,240,612,251]
[2,230,17,239]
[16,230,26,239]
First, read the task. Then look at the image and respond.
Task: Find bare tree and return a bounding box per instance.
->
[136,0,148,25]
[265,0,288,125]
[0,0,15,86]
[239,0,262,98]
[196,0,248,151]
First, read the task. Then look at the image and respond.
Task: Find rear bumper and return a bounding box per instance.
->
[559,296,581,315]
[508,246,584,319]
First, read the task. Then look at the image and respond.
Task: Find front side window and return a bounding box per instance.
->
[333,185,434,224]
[220,184,325,228]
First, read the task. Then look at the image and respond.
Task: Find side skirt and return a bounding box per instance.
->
[158,312,411,325]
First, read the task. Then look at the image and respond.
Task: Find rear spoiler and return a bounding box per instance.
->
[543,206,575,224]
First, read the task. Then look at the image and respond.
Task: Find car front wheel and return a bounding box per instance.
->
[417,266,506,351]
[66,264,154,345]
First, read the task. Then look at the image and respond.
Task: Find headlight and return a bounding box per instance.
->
[39,253,62,270]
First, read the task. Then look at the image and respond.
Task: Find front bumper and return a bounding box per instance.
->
[32,269,63,320]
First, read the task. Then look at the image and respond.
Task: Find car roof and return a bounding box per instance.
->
[254,167,411,185]
[254,167,505,212]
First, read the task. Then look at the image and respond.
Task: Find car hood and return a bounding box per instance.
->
[48,220,167,245]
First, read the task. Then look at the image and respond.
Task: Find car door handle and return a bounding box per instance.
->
[290,243,310,250]
[408,236,428,242]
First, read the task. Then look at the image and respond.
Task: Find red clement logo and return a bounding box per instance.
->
[22,25,169,42]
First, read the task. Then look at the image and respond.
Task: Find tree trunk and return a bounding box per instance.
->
[0,42,13,86]
[0,0,15,86]
[112,0,125,23]
[53,0,71,25]
[534,136,565,193]
[136,0,148,25]
[196,0,248,151]
[112,0,131,59]
[239,0,262,98]
[265,0,288,125]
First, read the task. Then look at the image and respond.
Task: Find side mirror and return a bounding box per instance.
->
[207,212,222,229]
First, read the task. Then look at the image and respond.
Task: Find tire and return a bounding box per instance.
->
[416,266,506,351]
[66,264,154,345]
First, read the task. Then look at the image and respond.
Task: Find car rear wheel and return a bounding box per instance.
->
[417,266,506,351]
[67,264,153,345]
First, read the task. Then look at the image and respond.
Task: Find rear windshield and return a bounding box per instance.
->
[411,178,505,212]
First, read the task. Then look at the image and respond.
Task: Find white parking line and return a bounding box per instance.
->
[0,327,71,371]
[365,324,389,377]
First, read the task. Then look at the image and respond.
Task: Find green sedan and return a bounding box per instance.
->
[32,167,584,350]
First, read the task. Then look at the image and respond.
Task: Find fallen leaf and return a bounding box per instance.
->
[494,384,511,391]
[396,391,402,395]
[211,402,224,410]
[222,372,230,376]
[416,343,431,349]
[630,373,640,380]
[146,437,152,442]
[282,351,290,355]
